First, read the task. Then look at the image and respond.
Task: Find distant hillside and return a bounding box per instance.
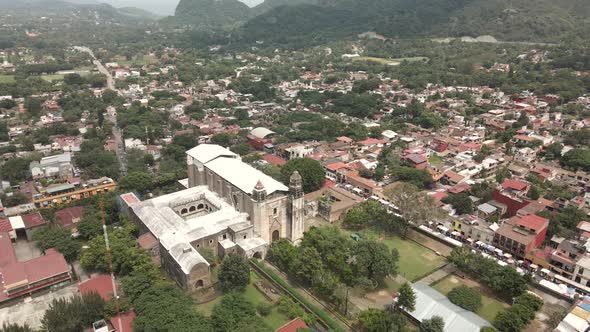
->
[173,0,251,28]
[239,0,590,45]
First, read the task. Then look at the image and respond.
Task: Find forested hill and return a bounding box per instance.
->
[172,0,252,28]
[241,0,589,44]
[225,0,588,46]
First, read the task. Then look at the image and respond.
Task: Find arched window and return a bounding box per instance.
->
[189,206,196,212]
[195,280,204,288]
[197,203,204,210]
[181,208,188,215]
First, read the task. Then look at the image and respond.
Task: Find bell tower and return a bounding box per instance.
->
[288,171,304,243]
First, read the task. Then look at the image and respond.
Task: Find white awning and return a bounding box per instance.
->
[541,268,551,274]
[8,216,25,229]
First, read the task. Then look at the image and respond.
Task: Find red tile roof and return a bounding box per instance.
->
[431,192,449,201]
[325,162,349,172]
[358,138,386,147]
[23,249,69,284]
[137,232,158,250]
[501,179,529,191]
[517,214,549,232]
[262,154,287,166]
[79,275,114,301]
[0,233,17,268]
[55,206,85,229]
[0,219,13,233]
[21,213,45,228]
[111,310,136,332]
[276,318,308,332]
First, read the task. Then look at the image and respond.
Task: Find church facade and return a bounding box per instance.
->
[121,144,304,292]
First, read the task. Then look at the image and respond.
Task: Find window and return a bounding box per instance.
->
[273,208,278,215]
[209,239,213,244]
[196,244,200,248]
[243,235,247,239]
[181,208,188,215]
[197,203,204,210]
[189,206,196,212]
[223,234,227,240]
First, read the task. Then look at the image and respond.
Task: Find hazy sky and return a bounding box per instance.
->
[100,0,264,15]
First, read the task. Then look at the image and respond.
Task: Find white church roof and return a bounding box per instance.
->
[249,127,275,139]
[205,157,288,194]
[186,144,237,164]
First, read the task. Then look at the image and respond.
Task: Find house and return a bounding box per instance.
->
[55,206,85,231]
[454,215,498,244]
[276,318,308,332]
[492,214,549,258]
[492,179,531,217]
[79,274,114,301]
[514,147,537,164]
[0,233,71,303]
[403,153,428,170]
[29,153,72,179]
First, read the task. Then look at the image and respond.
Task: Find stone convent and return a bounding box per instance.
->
[121,144,305,292]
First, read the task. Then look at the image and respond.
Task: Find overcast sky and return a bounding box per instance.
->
[100,0,264,16]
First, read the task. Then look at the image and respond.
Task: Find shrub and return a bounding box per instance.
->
[257,303,273,316]
[448,285,482,312]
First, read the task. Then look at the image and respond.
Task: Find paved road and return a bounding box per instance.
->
[74,46,127,176]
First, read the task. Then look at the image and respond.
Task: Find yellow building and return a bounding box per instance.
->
[33,177,117,208]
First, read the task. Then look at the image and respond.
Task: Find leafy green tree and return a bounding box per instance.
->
[41,294,105,332]
[443,193,474,215]
[77,210,103,240]
[211,293,271,332]
[0,157,31,185]
[134,284,211,332]
[495,167,511,184]
[280,158,325,193]
[561,148,590,171]
[211,133,233,147]
[420,316,445,332]
[267,239,297,272]
[24,97,42,116]
[493,309,525,332]
[218,254,251,293]
[119,171,154,193]
[387,183,443,234]
[32,226,80,262]
[352,240,398,282]
[396,282,416,312]
[121,270,158,303]
[391,167,433,189]
[358,309,391,332]
[480,327,498,332]
[0,323,33,332]
[291,247,323,285]
[448,285,482,312]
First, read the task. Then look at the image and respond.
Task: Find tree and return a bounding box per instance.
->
[121,270,157,303]
[24,97,41,116]
[119,171,154,194]
[280,158,325,193]
[134,284,211,332]
[387,183,444,235]
[391,166,433,189]
[218,254,251,293]
[0,323,33,332]
[396,282,416,312]
[352,240,398,282]
[0,157,32,184]
[420,316,445,332]
[41,294,105,332]
[493,309,524,332]
[480,327,498,332]
[291,247,323,285]
[267,239,297,272]
[358,309,391,332]
[32,226,80,262]
[561,148,590,172]
[211,293,271,332]
[448,285,482,312]
[495,167,511,184]
[77,210,103,240]
[443,193,474,215]
[211,133,233,147]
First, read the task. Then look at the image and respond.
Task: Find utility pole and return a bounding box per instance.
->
[100,199,123,332]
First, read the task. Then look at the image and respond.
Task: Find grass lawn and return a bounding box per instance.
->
[193,271,291,329]
[0,75,15,83]
[41,74,64,82]
[428,154,444,166]
[431,275,509,322]
[356,228,447,281]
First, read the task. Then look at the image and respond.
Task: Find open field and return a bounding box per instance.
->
[355,228,447,281]
[352,56,429,66]
[429,154,444,166]
[431,274,509,322]
[0,75,15,83]
[41,74,64,82]
[193,271,290,329]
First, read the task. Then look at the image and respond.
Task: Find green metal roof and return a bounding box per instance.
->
[46,184,76,194]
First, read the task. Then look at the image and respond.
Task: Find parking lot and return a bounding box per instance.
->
[0,284,79,329]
